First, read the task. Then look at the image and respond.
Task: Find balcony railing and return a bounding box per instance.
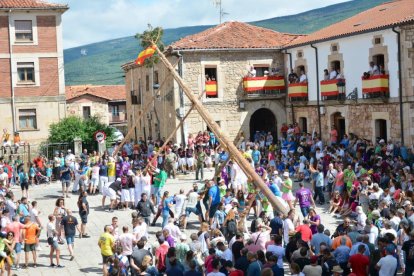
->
[321,78,346,101]
[110,114,127,123]
[243,76,286,97]
[362,74,389,99]
[288,82,308,102]
[205,81,218,97]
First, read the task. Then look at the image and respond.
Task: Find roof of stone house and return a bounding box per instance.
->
[66,85,126,102]
[288,0,414,47]
[0,0,68,9]
[170,21,304,50]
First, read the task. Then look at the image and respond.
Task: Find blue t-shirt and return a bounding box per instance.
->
[208,185,221,206]
[270,216,283,235]
[247,260,262,276]
[18,172,28,183]
[99,165,108,176]
[269,183,281,197]
[163,197,173,214]
[252,150,260,163]
[60,166,71,181]
[46,167,52,177]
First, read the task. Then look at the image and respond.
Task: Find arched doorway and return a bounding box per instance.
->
[331,112,346,141]
[249,108,277,141]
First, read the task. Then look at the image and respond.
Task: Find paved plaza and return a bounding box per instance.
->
[16,170,340,275]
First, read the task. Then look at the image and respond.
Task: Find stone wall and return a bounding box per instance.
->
[292,102,401,143]
[401,24,414,146]
[67,95,109,125]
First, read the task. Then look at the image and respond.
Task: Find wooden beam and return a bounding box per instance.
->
[144,91,205,173]
[113,64,176,157]
[154,44,288,215]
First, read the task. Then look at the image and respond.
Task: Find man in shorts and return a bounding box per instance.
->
[106,178,122,212]
[23,216,41,268]
[98,225,115,275]
[60,163,72,198]
[61,209,81,261]
[47,214,63,267]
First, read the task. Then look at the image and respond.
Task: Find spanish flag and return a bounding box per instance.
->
[135,45,156,65]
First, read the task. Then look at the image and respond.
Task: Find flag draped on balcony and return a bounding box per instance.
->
[135,45,156,65]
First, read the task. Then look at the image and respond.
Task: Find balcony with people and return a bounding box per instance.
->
[321,62,346,101]
[288,66,308,102]
[205,67,218,98]
[242,66,286,99]
[361,56,389,99]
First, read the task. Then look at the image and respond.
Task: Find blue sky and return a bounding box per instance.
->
[54,0,350,49]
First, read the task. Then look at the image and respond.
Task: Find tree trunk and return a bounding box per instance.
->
[154,44,288,215]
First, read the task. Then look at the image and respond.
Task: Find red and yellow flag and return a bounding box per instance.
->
[135,45,156,65]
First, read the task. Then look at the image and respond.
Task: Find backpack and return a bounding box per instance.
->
[251,218,257,233]
[227,220,237,237]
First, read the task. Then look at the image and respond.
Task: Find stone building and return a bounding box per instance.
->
[66,85,127,131]
[285,0,414,145]
[123,22,302,144]
[0,0,68,145]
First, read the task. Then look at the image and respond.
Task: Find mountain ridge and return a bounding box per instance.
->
[63,0,388,85]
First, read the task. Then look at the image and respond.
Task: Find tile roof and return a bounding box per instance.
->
[66,85,126,102]
[171,21,304,50]
[288,0,414,47]
[0,0,68,9]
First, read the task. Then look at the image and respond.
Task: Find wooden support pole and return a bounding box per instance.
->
[144,91,205,173]
[113,67,175,157]
[212,130,244,181]
[154,44,288,215]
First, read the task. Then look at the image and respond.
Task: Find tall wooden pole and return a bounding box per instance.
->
[144,91,205,173]
[113,71,174,157]
[154,44,288,215]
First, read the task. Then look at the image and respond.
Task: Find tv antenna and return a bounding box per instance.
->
[212,0,229,24]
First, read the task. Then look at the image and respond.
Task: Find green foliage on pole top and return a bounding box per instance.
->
[135,24,164,67]
[47,116,114,144]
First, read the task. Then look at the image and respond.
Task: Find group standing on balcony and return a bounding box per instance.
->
[363,61,386,79]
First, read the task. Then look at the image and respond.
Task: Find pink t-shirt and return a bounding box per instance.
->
[6,221,25,243]
[336,171,344,186]
[118,233,135,255]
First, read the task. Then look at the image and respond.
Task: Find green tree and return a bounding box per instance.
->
[135,25,164,67]
[47,116,114,144]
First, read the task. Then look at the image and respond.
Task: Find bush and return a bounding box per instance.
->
[47,116,114,145]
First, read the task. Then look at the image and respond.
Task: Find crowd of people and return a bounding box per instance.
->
[1,124,414,276]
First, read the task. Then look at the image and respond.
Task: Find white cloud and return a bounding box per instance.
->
[56,0,350,48]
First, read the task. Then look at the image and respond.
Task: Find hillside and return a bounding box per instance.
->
[63,0,388,86]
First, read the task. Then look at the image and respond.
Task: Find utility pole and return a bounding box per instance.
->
[213,0,228,24]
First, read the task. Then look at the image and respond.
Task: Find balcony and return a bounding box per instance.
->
[109,114,126,123]
[242,76,286,98]
[288,82,308,102]
[321,78,346,101]
[205,81,218,97]
[362,74,389,99]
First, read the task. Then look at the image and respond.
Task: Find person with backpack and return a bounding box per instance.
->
[223,209,237,242]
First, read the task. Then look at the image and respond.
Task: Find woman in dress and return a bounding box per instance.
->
[53,197,66,244]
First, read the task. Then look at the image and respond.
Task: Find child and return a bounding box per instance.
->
[29,163,36,186]
[46,164,53,183]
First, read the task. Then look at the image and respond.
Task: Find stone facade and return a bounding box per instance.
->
[124,50,287,144]
[67,94,110,124]
[401,24,414,145]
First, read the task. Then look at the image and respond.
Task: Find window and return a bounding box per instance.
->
[111,105,120,116]
[255,66,270,77]
[374,37,382,45]
[373,54,385,73]
[331,44,338,52]
[375,119,387,142]
[297,51,303,58]
[331,60,341,71]
[205,67,218,98]
[17,62,35,83]
[15,20,33,42]
[19,109,37,130]
[296,65,305,75]
[299,117,307,133]
[83,106,91,119]
[146,75,150,91]
[154,71,159,85]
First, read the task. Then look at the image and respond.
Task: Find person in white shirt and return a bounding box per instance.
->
[163,218,182,241]
[375,245,397,276]
[174,189,187,217]
[118,225,136,259]
[89,163,100,195]
[329,67,337,80]
[299,70,307,83]
[248,66,256,77]
[0,168,8,187]
[132,216,148,241]
[47,215,62,267]
[369,61,380,76]
[283,210,296,245]
[217,241,233,262]
[355,206,367,232]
